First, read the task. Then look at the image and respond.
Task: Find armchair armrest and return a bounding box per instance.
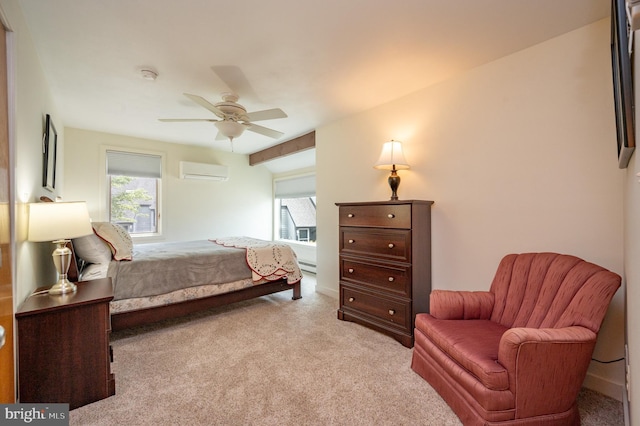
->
[497,326,597,419]
[429,290,494,320]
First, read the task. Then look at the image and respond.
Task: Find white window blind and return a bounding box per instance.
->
[274,174,316,198]
[106,150,162,178]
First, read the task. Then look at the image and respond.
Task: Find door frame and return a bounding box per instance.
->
[0,3,17,403]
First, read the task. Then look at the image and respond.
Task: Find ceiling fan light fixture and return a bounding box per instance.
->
[215,120,247,140]
[160,92,285,143]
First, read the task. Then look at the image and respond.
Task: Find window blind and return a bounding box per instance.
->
[274,174,316,198]
[106,150,162,178]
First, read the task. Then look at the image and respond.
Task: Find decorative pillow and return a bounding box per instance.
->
[92,222,133,261]
[72,233,112,264]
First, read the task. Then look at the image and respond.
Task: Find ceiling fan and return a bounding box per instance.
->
[159,92,287,144]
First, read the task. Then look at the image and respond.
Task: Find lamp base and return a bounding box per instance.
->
[49,239,76,295]
[48,278,77,295]
[388,169,401,201]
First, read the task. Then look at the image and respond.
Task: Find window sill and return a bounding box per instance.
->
[276,239,315,246]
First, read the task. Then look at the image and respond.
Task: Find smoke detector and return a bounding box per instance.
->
[140,68,158,81]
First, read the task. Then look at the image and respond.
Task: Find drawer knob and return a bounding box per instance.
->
[387,213,395,219]
[388,277,394,282]
[348,239,355,244]
[388,309,396,316]
[348,268,354,273]
[388,243,395,249]
[347,213,354,218]
[348,297,355,302]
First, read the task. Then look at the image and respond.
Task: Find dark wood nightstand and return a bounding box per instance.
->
[16,278,115,409]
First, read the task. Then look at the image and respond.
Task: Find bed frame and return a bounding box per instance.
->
[110,279,301,331]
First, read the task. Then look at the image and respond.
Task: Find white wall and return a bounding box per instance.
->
[624,150,638,425]
[63,128,274,242]
[0,0,64,305]
[316,19,626,399]
[625,31,640,426]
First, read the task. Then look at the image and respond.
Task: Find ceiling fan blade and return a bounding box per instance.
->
[211,65,259,103]
[247,123,284,139]
[184,93,225,118]
[158,118,218,122]
[245,108,288,122]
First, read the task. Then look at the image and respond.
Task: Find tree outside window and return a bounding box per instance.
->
[109,175,157,234]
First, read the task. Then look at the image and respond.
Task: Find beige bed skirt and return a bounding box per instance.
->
[109,277,260,314]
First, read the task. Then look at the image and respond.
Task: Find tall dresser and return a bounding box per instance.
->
[336,200,433,347]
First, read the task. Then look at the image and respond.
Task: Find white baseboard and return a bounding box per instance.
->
[623,379,630,426]
[315,284,338,299]
[583,371,625,402]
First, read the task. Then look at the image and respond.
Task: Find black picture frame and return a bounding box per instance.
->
[611,0,635,169]
[42,114,57,191]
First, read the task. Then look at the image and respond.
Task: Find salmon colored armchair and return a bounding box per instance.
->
[411,253,621,426]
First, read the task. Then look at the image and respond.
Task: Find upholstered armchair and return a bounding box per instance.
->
[411,253,621,426]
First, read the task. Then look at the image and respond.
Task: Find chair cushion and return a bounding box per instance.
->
[415,313,509,390]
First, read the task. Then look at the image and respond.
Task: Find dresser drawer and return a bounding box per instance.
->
[340,258,410,296]
[341,286,409,329]
[339,204,411,229]
[339,227,410,262]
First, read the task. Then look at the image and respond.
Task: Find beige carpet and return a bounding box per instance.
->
[70,274,624,425]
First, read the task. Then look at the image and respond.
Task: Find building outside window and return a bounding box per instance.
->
[274,174,316,244]
[279,197,316,243]
[106,150,162,236]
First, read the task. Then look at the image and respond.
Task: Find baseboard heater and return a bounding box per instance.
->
[298,260,316,274]
[180,161,229,181]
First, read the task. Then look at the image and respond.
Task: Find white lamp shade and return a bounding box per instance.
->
[28,201,93,242]
[373,140,410,170]
[215,121,248,139]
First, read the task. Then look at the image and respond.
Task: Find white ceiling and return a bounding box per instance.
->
[17,0,610,172]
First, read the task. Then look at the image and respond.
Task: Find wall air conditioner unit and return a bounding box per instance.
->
[179,161,229,181]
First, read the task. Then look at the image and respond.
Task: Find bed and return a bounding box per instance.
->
[70,223,302,331]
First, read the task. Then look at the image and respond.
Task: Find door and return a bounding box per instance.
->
[0,22,14,403]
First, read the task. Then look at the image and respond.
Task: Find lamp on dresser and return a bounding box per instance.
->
[374,140,410,201]
[27,201,93,295]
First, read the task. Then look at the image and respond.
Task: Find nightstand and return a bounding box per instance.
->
[16,278,115,409]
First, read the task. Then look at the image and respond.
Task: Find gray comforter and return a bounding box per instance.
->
[107,240,251,301]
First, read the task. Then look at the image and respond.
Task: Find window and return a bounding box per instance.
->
[274,174,316,244]
[106,150,162,235]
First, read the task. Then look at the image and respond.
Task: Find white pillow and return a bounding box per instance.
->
[92,222,133,261]
[73,233,112,264]
[80,263,109,281]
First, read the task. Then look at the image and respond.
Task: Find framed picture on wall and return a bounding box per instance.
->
[42,114,57,191]
[611,0,635,169]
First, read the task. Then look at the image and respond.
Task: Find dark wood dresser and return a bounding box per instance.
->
[336,200,433,347]
[16,278,115,409]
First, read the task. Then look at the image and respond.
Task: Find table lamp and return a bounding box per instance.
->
[374,140,410,200]
[27,201,93,295]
